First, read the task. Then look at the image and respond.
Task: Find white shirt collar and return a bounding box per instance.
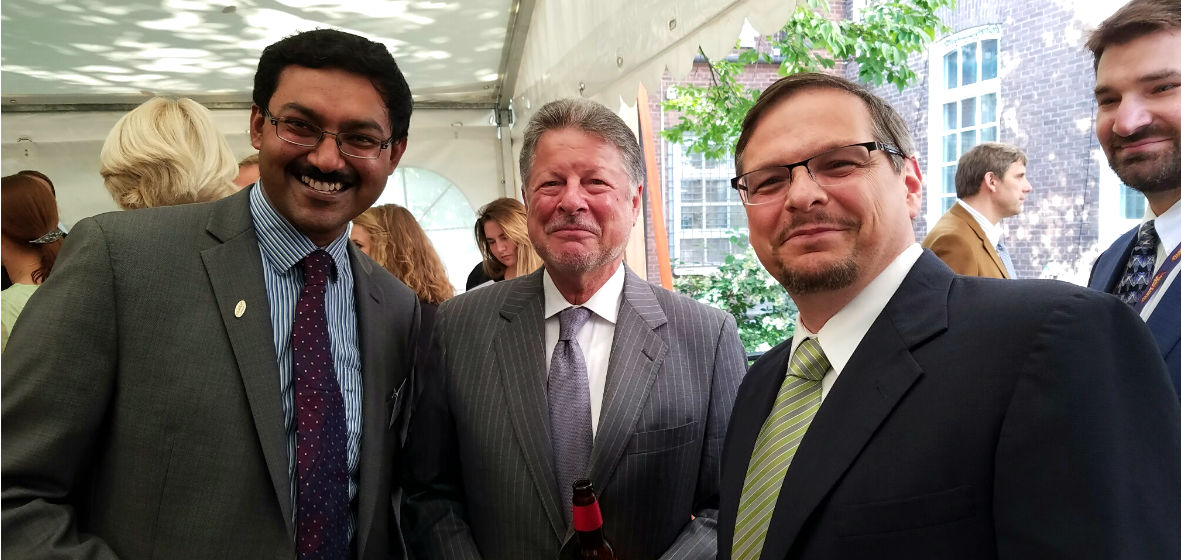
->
[956,199,1003,246]
[542,263,625,324]
[1144,197,1181,253]
[791,244,924,379]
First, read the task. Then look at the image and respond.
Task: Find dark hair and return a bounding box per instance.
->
[955,142,1028,198]
[17,169,55,196]
[253,29,413,140]
[735,73,915,176]
[2,173,62,283]
[1087,0,1181,71]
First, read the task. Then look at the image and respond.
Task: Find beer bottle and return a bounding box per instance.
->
[571,478,615,559]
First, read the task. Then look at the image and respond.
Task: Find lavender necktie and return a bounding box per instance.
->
[294,250,348,560]
[996,239,1016,278]
[548,306,593,526]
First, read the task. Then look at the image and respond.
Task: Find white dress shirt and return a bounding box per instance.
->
[543,264,626,438]
[790,244,924,401]
[1140,198,1180,319]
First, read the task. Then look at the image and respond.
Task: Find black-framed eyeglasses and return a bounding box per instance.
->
[263,108,393,159]
[731,141,905,206]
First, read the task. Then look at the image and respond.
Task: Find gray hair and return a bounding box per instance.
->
[519,98,644,187]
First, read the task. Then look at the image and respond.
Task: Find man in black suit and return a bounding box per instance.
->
[717,72,1181,559]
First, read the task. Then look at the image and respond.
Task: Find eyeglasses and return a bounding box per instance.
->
[263,108,393,159]
[731,141,905,206]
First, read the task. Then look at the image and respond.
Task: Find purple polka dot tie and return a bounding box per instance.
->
[294,250,348,560]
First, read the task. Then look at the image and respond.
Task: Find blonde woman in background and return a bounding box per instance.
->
[352,204,452,384]
[473,197,542,287]
[1,173,64,351]
[100,97,237,209]
[352,204,454,305]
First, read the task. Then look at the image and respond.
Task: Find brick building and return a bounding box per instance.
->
[652,0,1130,284]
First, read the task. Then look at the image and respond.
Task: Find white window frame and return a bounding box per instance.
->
[665,142,748,274]
[1096,160,1145,249]
[926,25,1003,225]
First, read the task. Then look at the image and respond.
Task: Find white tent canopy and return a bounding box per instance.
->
[1,0,795,287]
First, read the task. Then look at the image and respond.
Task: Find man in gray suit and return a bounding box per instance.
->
[2,30,418,559]
[403,98,747,559]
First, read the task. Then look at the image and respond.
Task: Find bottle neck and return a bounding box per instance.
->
[572,502,603,532]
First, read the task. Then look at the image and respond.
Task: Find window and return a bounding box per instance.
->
[372,167,480,292]
[927,27,1002,222]
[665,143,748,272]
[1096,162,1145,250]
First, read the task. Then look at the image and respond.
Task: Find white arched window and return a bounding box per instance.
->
[926,26,1002,224]
[372,167,481,292]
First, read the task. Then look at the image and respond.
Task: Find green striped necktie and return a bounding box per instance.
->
[732,338,830,560]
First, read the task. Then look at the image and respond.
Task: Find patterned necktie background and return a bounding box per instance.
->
[548,306,593,527]
[996,239,1016,278]
[1115,220,1158,305]
[293,249,348,560]
[732,338,830,560]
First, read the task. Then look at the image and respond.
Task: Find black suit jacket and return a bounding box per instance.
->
[719,252,1181,559]
[1088,224,1180,397]
[2,189,419,559]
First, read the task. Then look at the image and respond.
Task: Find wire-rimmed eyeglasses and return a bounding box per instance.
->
[263,108,394,159]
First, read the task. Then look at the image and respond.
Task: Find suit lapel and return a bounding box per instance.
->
[588,269,668,496]
[199,190,294,537]
[952,203,1007,278]
[1092,228,1138,292]
[351,245,393,560]
[492,272,566,538]
[758,252,951,559]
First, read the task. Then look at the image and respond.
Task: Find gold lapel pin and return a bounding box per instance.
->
[234,300,247,318]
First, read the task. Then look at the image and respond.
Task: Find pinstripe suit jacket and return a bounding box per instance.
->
[403,266,746,559]
[1,189,419,559]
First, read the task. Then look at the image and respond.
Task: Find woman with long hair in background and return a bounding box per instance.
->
[472,197,542,288]
[1,173,64,351]
[352,204,453,393]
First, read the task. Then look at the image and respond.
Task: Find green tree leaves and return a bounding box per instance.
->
[661,0,952,159]
[673,233,798,353]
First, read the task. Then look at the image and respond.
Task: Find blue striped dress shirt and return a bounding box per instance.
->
[249,185,363,541]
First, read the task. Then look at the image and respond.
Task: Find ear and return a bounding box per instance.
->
[984,171,998,193]
[249,105,265,150]
[630,183,643,223]
[903,157,923,220]
[383,138,408,176]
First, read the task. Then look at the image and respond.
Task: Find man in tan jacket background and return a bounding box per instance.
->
[922,142,1032,278]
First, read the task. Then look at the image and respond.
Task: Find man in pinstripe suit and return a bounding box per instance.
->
[3,30,419,559]
[403,98,747,559]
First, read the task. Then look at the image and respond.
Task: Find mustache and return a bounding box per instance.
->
[288,162,358,185]
[544,215,601,235]
[773,213,859,245]
[1110,124,1177,150]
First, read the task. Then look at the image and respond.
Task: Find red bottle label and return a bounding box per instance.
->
[572,504,603,531]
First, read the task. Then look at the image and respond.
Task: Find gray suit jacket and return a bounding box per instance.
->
[2,188,419,559]
[402,267,746,560]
